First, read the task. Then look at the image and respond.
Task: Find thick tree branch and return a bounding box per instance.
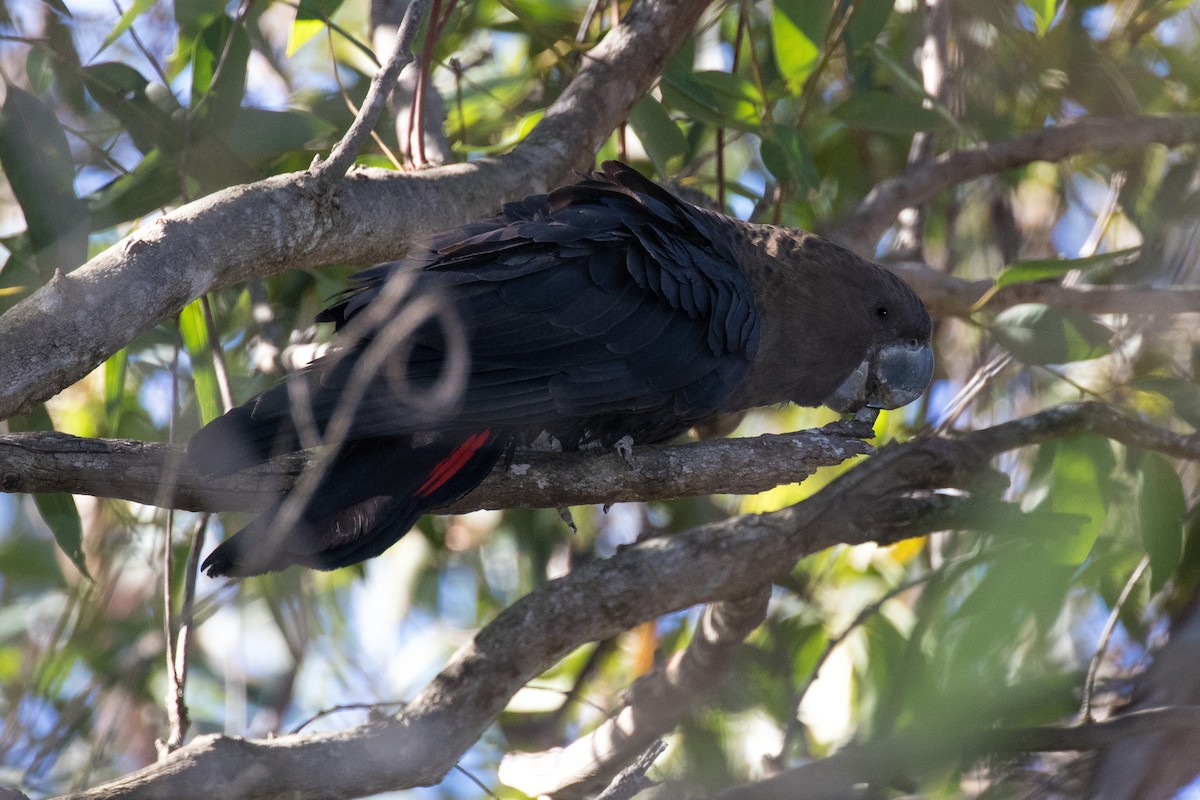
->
[829,115,1200,255]
[498,586,772,798]
[0,425,874,512]
[0,0,713,422]
[54,402,1200,800]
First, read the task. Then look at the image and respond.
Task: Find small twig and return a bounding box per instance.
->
[290,701,405,734]
[595,740,667,800]
[312,0,434,183]
[159,329,188,756]
[1079,555,1149,724]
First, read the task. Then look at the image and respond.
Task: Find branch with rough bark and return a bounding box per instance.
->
[828,115,1200,256]
[0,0,714,422]
[0,423,875,512]
[52,402,1200,800]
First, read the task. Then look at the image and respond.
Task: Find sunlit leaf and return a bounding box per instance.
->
[97,0,155,55]
[288,0,345,56]
[773,0,831,91]
[1027,0,1060,37]
[1027,436,1114,564]
[180,298,223,424]
[1132,376,1200,430]
[105,347,128,435]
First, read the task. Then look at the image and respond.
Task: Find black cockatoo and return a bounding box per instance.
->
[189,162,933,577]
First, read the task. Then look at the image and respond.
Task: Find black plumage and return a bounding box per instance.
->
[189,162,933,577]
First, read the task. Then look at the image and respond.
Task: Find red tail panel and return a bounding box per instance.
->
[414,429,496,498]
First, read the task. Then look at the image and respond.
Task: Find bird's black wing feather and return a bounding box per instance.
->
[189,162,760,473]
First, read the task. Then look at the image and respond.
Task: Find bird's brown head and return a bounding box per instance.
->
[823,265,934,413]
[728,224,934,415]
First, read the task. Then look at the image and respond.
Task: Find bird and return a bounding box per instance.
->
[188,161,934,577]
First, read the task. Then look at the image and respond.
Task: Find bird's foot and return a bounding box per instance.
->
[820,407,879,440]
[614,435,635,466]
[558,506,578,534]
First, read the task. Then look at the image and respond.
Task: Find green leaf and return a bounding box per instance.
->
[180,299,223,425]
[773,0,831,91]
[1027,0,1060,37]
[86,149,181,229]
[832,90,948,136]
[0,84,88,272]
[845,0,893,50]
[105,347,128,435]
[1132,376,1200,429]
[660,70,762,132]
[990,304,1112,365]
[627,95,686,177]
[191,15,250,130]
[97,0,155,55]
[1027,436,1113,564]
[6,406,90,580]
[289,0,345,55]
[759,123,818,189]
[1139,453,1186,593]
[994,247,1140,289]
[82,63,183,153]
[226,108,337,162]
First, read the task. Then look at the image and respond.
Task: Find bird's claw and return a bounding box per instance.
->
[614,435,635,466]
[558,506,577,534]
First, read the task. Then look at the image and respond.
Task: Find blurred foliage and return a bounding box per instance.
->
[1,0,1200,797]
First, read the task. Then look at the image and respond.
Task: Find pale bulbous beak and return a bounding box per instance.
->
[825,340,934,413]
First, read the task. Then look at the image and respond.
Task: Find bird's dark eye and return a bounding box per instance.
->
[876,305,889,319]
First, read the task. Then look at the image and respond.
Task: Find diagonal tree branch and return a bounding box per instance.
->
[829,115,1200,255]
[51,402,1200,800]
[498,586,773,798]
[0,0,714,422]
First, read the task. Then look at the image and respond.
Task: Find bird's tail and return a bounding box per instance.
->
[201,429,506,577]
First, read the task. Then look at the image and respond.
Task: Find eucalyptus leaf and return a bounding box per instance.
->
[1139,453,1186,594]
[991,304,1111,365]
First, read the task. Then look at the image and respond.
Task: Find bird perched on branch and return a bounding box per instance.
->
[189,161,933,577]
